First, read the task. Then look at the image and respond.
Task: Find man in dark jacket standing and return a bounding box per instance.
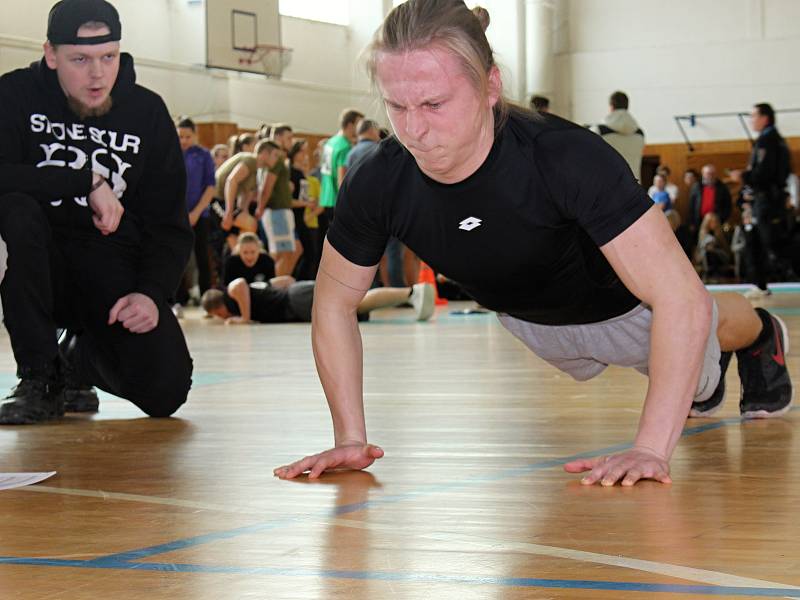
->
[688,164,732,228]
[732,103,793,297]
[0,0,193,424]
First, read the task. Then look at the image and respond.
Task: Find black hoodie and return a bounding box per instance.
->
[0,53,192,305]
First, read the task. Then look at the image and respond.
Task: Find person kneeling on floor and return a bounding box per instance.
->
[0,0,193,424]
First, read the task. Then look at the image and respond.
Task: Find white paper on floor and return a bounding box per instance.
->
[0,472,56,490]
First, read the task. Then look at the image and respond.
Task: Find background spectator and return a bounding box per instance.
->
[730,102,794,296]
[212,144,230,170]
[234,133,256,155]
[731,208,749,281]
[689,164,732,230]
[215,139,280,251]
[530,95,550,113]
[288,139,322,280]
[592,91,645,182]
[695,212,733,282]
[175,117,216,315]
[257,124,303,277]
[346,119,381,169]
[683,168,700,190]
[649,173,672,212]
[222,232,275,285]
[318,108,364,240]
[648,165,679,204]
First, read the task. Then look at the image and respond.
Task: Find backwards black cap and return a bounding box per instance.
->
[47,0,121,45]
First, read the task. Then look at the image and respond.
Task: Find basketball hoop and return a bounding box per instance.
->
[237,44,293,78]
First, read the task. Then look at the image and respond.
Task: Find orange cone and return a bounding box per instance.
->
[418,262,448,306]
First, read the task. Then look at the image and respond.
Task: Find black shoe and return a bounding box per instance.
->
[58,330,100,413]
[690,351,733,418]
[62,386,100,413]
[0,377,64,425]
[737,308,793,418]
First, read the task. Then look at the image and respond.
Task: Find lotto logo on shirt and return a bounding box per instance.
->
[459,216,483,231]
[30,113,141,207]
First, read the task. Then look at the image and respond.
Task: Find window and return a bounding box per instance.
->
[279,0,349,26]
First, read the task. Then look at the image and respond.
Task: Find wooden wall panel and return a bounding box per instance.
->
[194,122,331,169]
[196,122,240,152]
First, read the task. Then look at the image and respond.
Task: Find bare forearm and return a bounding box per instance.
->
[230,285,251,322]
[311,306,367,445]
[636,294,713,458]
[224,181,238,214]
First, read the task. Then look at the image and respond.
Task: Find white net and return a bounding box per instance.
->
[238,45,292,77]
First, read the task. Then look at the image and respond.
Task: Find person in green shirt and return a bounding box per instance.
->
[318,109,363,242]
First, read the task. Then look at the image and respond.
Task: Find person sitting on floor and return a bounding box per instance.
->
[695,212,733,282]
[222,232,275,285]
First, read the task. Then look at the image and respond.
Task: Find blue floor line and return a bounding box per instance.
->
[85,519,303,565]
[92,440,640,564]
[1,401,795,593]
[0,556,797,596]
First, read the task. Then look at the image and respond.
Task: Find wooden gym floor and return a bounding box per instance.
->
[0,289,799,599]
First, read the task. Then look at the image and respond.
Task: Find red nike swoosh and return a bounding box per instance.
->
[771,320,786,366]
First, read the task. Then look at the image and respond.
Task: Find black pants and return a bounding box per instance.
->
[292,208,320,280]
[0,193,192,417]
[317,207,335,261]
[177,216,211,305]
[748,199,780,290]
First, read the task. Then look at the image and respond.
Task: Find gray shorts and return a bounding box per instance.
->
[498,302,721,402]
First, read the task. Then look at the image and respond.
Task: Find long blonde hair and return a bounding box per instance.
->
[698,213,727,246]
[365,0,510,132]
[695,212,730,263]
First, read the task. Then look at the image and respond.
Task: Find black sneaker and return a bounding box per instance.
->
[0,377,64,424]
[62,386,100,413]
[58,330,100,413]
[737,308,793,418]
[690,351,733,418]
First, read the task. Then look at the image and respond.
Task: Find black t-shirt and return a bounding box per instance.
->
[290,166,304,200]
[224,284,291,323]
[223,254,275,285]
[327,111,652,325]
[290,166,306,225]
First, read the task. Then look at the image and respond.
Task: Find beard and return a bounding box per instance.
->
[67,94,113,120]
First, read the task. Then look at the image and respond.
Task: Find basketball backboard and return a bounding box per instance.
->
[205,0,286,77]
